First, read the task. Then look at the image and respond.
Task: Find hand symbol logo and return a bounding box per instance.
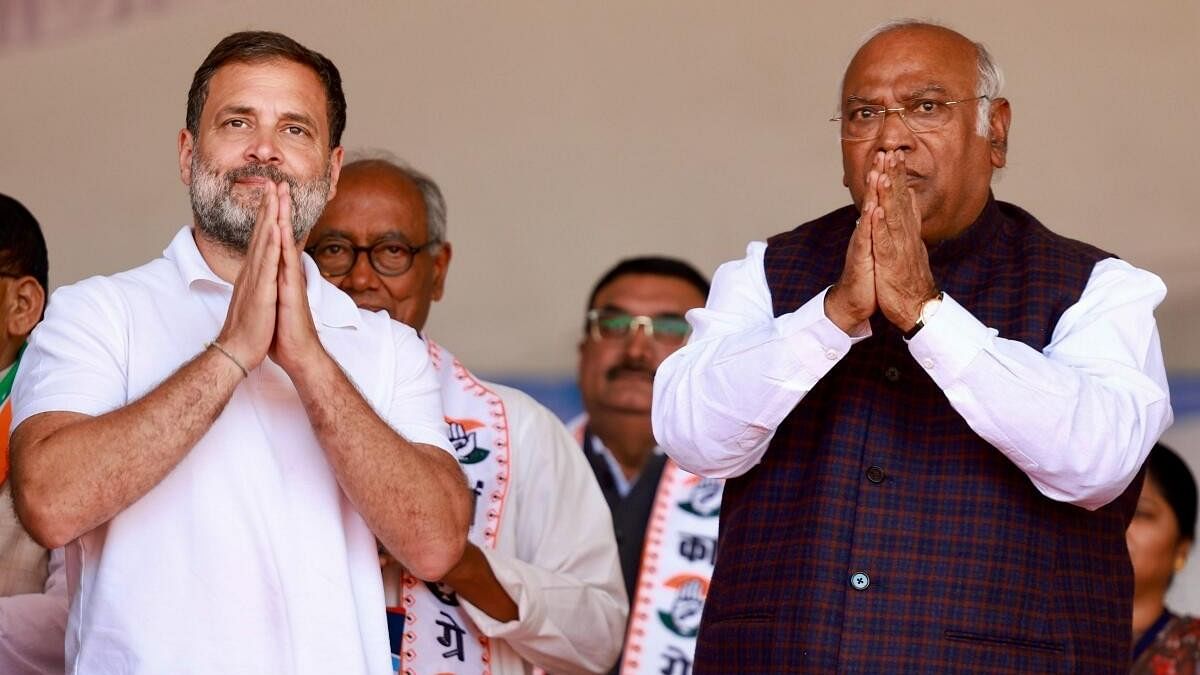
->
[446,420,490,465]
[658,578,706,638]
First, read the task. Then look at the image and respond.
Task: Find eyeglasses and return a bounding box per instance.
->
[830,95,988,141]
[306,237,439,277]
[586,309,692,346]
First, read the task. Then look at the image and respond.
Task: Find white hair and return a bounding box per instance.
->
[845,18,1005,137]
[342,149,448,246]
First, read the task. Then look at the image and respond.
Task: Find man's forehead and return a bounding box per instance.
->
[204,60,328,117]
[592,274,706,312]
[842,26,978,96]
[317,169,427,242]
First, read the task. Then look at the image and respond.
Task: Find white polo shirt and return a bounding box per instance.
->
[12,227,453,675]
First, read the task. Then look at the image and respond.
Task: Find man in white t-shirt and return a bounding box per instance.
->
[7,31,470,675]
[307,154,627,674]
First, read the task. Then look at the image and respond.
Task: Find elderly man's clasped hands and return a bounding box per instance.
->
[825,149,939,335]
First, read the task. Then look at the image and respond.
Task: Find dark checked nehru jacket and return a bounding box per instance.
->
[693,198,1140,674]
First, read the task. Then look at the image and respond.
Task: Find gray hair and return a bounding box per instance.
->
[846,19,1005,137]
[342,149,447,246]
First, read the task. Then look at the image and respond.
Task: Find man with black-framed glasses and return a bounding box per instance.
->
[572,256,720,674]
[308,154,627,675]
[652,19,1172,673]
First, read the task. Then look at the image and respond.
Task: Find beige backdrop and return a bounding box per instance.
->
[2,0,1200,605]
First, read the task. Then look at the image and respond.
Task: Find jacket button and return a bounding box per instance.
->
[850,572,870,590]
[883,366,901,382]
[866,466,885,484]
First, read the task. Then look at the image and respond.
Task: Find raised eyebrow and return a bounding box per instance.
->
[906,84,948,99]
[215,105,256,120]
[279,111,318,130]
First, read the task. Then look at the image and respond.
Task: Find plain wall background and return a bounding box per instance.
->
[3,0,1199,610]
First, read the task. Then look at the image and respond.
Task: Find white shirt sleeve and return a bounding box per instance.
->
[459,387,627,675]
[652,241,869,478]
[0,548,67,675]
[906,258,1172,510]
[652,245,1173,510]
[383,324,454,454]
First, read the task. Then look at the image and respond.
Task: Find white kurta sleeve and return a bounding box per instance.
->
[906,258,1173,509]
[459,387,627,675]
[652,241,869,478]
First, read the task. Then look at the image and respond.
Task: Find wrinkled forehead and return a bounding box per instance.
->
[314,167,428,243]
[841,26,979,101]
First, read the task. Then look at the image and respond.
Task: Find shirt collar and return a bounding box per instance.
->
[583,423,664,497]
[163,226,363,330]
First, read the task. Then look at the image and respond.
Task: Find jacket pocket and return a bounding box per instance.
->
[944,629,1065,654]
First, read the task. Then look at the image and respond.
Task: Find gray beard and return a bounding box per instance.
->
[189,153,331,252]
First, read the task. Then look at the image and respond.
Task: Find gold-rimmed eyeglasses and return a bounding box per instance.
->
[830,95,989,141]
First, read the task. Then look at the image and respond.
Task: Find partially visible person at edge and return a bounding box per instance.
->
[0,194,63,675]
[8,31,470,674]
[572,257,721,674]
[307,154,627,674]
[1129,442,1199,673]
[652,19,1172,673]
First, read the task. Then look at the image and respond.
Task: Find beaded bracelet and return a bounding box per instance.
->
[207,340,249,378]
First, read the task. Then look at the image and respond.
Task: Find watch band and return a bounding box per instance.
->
[902,291,944,341]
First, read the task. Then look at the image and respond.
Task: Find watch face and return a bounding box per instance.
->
[921,295,944,322]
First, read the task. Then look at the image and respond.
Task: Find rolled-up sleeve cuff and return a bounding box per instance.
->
[905,293,996,386]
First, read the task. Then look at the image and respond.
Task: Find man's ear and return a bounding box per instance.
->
[430,241,453,303]
[6,276,45,340]
[1175,537,1193,573]
[178,129,195,185]
[988,98,1012,169]
[326,146,345,202]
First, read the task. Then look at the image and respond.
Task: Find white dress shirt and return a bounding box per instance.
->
[653,241,1173,511]
[12,227,452,675]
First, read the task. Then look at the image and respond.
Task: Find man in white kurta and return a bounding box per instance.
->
[8,32,470,674]
[308,155,628,675]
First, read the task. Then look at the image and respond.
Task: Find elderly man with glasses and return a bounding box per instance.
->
[652,19,1172,673]
[307,154,627,675]
[571,256,722,674]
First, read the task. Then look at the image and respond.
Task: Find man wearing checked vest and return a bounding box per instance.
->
[652,20,1173,673]
[572,257,722,675]
[0,194,63,675]
[308,154,628,675]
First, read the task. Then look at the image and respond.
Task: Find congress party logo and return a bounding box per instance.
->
[657,574,710,638]
[676,476,722,518]
[446,419,491,465]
